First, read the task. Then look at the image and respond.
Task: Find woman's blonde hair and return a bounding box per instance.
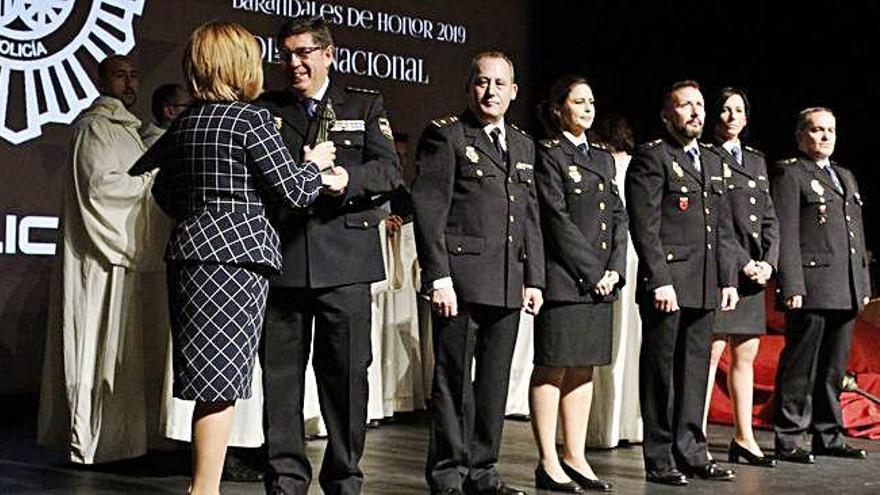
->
[183,21,264,102]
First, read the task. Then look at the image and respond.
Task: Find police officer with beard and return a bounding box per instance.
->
[625,80,743,486]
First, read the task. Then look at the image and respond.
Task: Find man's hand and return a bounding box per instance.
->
[431,286,458,318]
[720,287,739,311]
[385,214,403,237]
[321,166,349,195]
[785,294,803,310]
[654,285,679,313]
[755,261,773,285]
[594,270,620,297]
[523,287,543,316]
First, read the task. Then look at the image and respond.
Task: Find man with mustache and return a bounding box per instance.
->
[411,51,544,495]
[625,80,743,486]
[771,107,871,463]
[257,15,402,495]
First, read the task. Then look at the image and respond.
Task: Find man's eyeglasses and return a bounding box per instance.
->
[276,46,323,63]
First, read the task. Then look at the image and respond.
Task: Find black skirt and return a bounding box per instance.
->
[167,261,269,401]
[714,289,766,335]
[534,301,613,367]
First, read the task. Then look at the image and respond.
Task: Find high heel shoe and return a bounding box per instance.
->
[560,460,613,492]
[535,464,582,492]
[729,440,777,467]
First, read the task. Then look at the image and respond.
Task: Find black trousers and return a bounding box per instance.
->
[262,283,372,495]
[638,306,714,472]
[773,309,856,451]
[426,303,521,492]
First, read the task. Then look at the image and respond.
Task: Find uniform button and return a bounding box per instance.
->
[681,186,689,193]
[344,139,352,146]
[707,243,712,250]
[851,247,857,254]
[846,201,850,206]
[820,197,826,203]
[728,184,735,190]
[749,214,758,222]
[508,177,513,183]
[705,208,711,215]
[748,180,757,188]
[850,230,855,238]
[752,232,759,239]
[476,169,484,177]
[703,191,709,198]
[809,260,817,266]
[601,241,608,250]
[574,188,582,194]
[508,235,514,242]
[509,195,516,202]
[456,246,463,253]
[749,197,757,205]
[601,222,607,231]
[599,183,605,192]
[846,215,852,222]
[667,253,674,261]
[599,201,606,210]
[362,221,370,228]
[509,215,515,223]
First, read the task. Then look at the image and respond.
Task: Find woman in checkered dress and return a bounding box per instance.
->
[133,22,347,494]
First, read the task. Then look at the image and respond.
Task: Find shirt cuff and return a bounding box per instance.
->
[431,277,453,291]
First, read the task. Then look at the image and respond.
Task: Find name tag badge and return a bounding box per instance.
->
[330,119,365,132]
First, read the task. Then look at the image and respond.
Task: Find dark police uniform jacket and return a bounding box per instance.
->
[411,111,545,309]
[536,137,627,303]
[624,136,743,309]
[716,145,780,297]
[258,83,402,288]
[771,156,870,310]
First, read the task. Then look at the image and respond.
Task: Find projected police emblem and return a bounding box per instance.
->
[0,0,144,145]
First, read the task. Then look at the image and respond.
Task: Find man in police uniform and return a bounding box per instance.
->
[772,107,871,463]
[625,81,743,486]
[411,52,544,495]
[257,16,402,495]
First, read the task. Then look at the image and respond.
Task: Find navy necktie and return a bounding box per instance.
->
[490,127,505,160]
[304,98,319,119]
[822,164,843,193]
[731,145,743,166]
[686,147,701,172]
[577,143,588,154]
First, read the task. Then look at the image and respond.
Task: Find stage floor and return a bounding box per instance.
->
[2,400,879,494]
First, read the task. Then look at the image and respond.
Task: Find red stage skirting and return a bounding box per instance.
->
[708,290,880,440]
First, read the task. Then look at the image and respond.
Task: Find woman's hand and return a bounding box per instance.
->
[303,141,336,171]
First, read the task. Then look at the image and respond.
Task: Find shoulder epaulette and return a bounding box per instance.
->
[744,145,764,156]
[699,142,714,149]
[346,86,379,94]
[639,139,663,150]
[539,138,560,149]
[430,115,459,128]
[509,123,531,138]
[778,157,798,165]
[591,141,610,151]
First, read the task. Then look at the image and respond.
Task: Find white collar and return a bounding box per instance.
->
[683,140,700,156]
[563,131,588,149]
[483,120,506,148]
[301,77,329,102]
[722,139,741,154]
[816,158,832,169]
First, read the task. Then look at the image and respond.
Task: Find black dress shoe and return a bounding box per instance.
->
[560,461,612,492]
[813,445,867,459]
[680,463,735,481]
[645,468,688,486]
[775,447,815,464]
[535,464,582,492]
[728,440,776,467]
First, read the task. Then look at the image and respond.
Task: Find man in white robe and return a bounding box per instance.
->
[37,55,171,464]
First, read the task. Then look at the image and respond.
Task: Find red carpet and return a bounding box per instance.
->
[708,289,880,439]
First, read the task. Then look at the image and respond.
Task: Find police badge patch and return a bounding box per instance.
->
[465,146,479,163]
[378,117,394,140]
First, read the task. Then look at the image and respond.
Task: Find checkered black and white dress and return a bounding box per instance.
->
[141,101,324,401]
